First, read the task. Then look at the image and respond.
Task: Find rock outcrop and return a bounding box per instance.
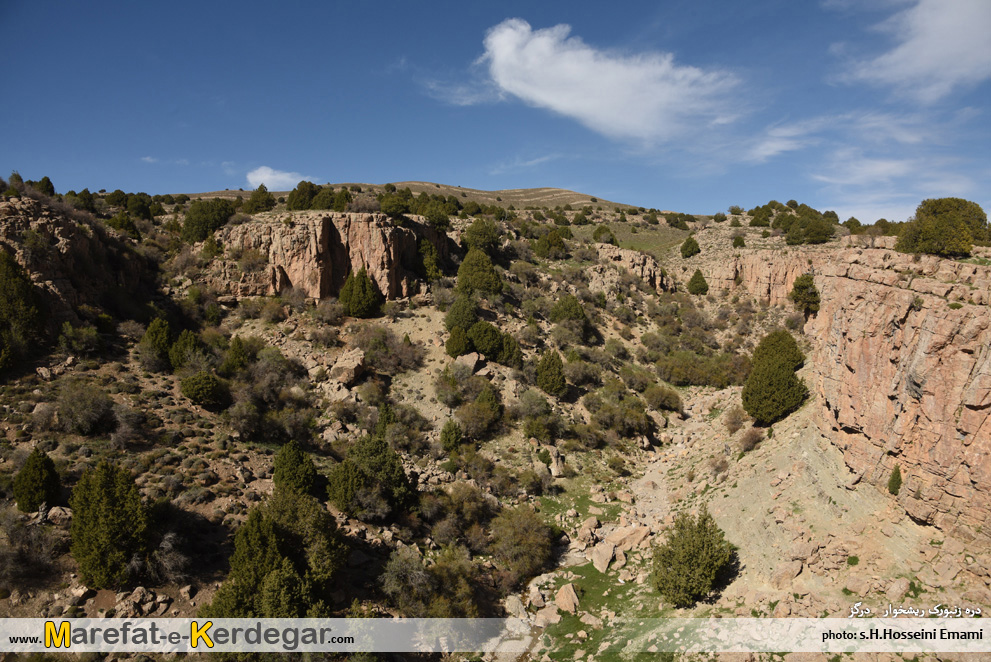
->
[0,197,153,330]
[590,244,676,294]
[692,242,991,541]
[210,212,449,300]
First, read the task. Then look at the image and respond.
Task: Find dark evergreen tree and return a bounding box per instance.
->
[13,448,60,512]
[536,350,567,398]
[888,465,902,496]
[444,295,479,332]
[467,321,503,360]
[327,431,415,521]
[339,267,383,318]
[70,462,148,588]
[651,506,735,608]
[681,236,701,258]
[439,419,464,452]
[243,184,276,213]
[203,489,346,617]
[181,198,236,242]
[138,317,172,372]
[456,248,502,295]
[180,371,231,411]
[286,181,320,210]
[789,273,820,317]
[687,269,709,295]
[463,218,499,254]
[446,326,471,357]
[273,440,317,495]
[741,330,807,426]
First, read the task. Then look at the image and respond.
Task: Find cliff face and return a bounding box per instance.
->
[210,212,448,300]
[700,244,991,541]
[0,197,152,329]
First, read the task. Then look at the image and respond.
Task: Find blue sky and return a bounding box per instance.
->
[2,0,989,222]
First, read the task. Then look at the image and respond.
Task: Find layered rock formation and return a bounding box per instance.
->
[696,243,991,540]
[210,212,448,300]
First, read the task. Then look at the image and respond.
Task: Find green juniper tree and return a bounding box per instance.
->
[13,448,60,512]
[70,462,149,588]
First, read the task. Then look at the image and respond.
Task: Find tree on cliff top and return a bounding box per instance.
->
[895,198,985,257]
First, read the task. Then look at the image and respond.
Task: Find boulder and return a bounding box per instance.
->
[555,583,580,614]
[590,541,615,574]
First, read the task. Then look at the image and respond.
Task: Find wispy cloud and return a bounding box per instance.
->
[489,153,564,176]
[246,166,316,190]
[437,18,741,144]
[841,0,991,102]
[140,156,158,164]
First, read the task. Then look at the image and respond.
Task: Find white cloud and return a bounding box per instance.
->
[245,166,315,190]
[141,156,158,164]
[474,18,740,143]
[846,0,991,102]
[812,148,917,187]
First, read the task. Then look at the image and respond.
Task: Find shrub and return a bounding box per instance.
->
[339,267,383,318]
[687,269,709,295]
[738,426,763,452]
[57,379,115,435]
[723,405,747,435]
[592,224,617,245]
[273,440,317,495]
[789,273,820,317]
[0,251,41,373]
[204,489,346,617]
[681,237,701,258]
[353,324,423,375]
[70,461,149,588]
[651,506,735,608]
[456,382,503,439]
[13,449,60,512]
[417,239,443,282]
[536,350,567,397]
[180,371,232,411]
[741,331,807,426]
[168,329,202,371]
[644,384,682,413]
[713,212,727,223]
[456,248,503,295]
[732,235,745,248]
[489,507,554,588]
[549,294,586,324]
[533,229,566,258]
[888,465,902,496]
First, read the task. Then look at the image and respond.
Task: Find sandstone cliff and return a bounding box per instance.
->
[209,212,449,300]
[689,237,991,541]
